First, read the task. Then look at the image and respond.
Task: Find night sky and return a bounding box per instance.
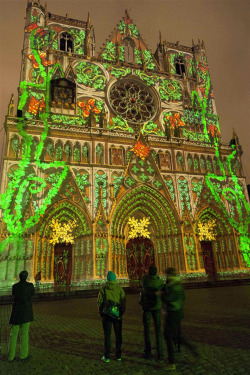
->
[0,0,249,184]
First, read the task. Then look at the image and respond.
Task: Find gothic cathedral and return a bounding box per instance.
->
[0,1,249,287]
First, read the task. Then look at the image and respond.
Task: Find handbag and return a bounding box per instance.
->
[102,288,121,319]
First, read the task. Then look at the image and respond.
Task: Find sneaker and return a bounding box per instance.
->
[20,355,32,362]
[164,363,176,371]
[101,355,110,363]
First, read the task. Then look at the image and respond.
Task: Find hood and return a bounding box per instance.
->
[105,280,118,290]
[167,276,181,287]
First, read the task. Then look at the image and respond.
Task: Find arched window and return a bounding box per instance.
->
[55,140,63,161]
[176,152,184,171]
[158,152,171,170]
[122,36,135,63]
[96,144,104,164]
[187,154,193,172]
[60,32,74,52]
[82,143,90,163]
[73,142,81,163]
[110,146,124,166]
[64,141,72,161]
[175,56,186,77]
[194,155,200,172]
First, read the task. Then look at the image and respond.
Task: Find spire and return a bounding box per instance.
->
[230,128,243,155]
[87,12,90,28]
[8,94,15,117]
[125,9,130,18]
[159,31,162,45]
[84,12,91,58]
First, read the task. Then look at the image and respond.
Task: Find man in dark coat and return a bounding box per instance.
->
[162,267,198,371]
[140,265,163,361]
[9,270,35,362]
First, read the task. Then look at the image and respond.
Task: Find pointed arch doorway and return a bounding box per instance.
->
[126,237,155,282]
[54,243,72,286]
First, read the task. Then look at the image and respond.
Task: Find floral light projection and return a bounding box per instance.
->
[197,220,216,241]
[128,217,151,239]
[133,141,151,161]
[77,98,101,118]
[49,218,77,245]
[164,112,185,129]
[0,4,249,279]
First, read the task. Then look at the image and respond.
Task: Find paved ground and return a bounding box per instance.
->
[0,285,250,375]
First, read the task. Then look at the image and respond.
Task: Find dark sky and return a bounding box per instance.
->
[0,0,249,184]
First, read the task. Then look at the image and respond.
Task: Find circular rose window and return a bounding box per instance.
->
[108,79,158,124]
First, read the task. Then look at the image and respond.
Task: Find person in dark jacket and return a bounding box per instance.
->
[97,271,126,363]
[9,270,35,362]
[162,267,198,371]
[34,271,41,289]
[140,265,163,361]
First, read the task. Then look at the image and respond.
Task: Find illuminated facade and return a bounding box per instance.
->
[0,2,249,287]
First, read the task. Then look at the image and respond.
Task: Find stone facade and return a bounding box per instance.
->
[0,2,249,287]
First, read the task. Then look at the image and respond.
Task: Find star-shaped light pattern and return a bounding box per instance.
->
[128,217,151,239]
[49,218,77,245]
[197,220,216,241]
[133,141,151,161]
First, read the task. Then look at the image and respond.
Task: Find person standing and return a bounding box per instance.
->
[9,270,35,362]
[162,267,198,371]
[140,265,163,361]
[97,271,126,363]
[34,271,41,289]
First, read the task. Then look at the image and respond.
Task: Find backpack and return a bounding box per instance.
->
[102,288,121,319]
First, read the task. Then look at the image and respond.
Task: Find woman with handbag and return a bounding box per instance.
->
[97,271,126,363]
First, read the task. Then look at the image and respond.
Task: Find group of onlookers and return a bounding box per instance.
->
[8,267,198,371]
[98,266,198,370]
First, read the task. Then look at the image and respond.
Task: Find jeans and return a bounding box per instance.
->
[164,311,196,364]
[9,322,31,361]
[143,309,162,358]
[102,316,122,359]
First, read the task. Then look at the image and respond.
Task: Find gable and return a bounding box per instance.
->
[98,11,159,71]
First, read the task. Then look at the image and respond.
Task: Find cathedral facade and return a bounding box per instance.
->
[0,1,249,287]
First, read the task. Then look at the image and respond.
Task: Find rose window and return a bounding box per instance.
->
[108,80,157,123]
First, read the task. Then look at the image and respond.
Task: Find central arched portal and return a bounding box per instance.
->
[126,237,155,281]
[54,243,72,286]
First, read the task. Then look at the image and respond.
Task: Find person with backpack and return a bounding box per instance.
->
[162,267,198,371]
[140,265,164,361]
[97,271,126,363]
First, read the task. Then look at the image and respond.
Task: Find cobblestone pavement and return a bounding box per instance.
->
[0,285,250,375]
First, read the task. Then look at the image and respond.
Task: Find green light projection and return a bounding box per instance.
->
[76,61,106,89]
[0,18,69,253]
[0,11,249,271]
[205,139,250,265]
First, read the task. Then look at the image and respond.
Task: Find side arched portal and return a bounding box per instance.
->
[35,200,92,284]
[110,185,183,278]
[195,206,241,274]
